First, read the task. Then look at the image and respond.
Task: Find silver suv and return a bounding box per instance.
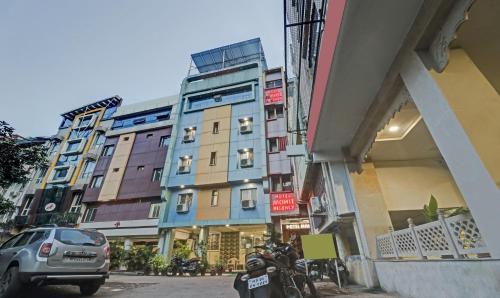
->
[0,225,110,298]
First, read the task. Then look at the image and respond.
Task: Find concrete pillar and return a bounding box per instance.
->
[335,232,346,260]
[197,227,209,257]
[161,229,175,261]
[401,52,500,258]
[124,238,133,251]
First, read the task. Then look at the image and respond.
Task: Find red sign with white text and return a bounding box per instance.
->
[265,88,283,105]
[271,192,297,213]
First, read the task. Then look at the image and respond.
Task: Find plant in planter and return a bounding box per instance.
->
[215,259,224,276]
[109,241,124,271]
[149,255,166,276]
[210,267,216,276]
[197,241,208,276]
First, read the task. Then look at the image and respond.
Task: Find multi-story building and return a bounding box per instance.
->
[262,68,309,241]
[14,96,122,229]
[286,0,500,297]
[158,39,271,268]
[80,96,179,249]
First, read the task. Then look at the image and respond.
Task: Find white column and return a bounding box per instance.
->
[401,52,500,258]
[124,238,133,251]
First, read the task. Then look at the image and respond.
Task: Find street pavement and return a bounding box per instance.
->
[16,274,399,298]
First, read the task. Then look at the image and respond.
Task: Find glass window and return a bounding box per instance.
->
[36,167,48,184]
[152,168,163,182]
[90,176,103,188]
[0,234,23,249]
[56,229,105,246]
[266,105,284,120]
[178,156,192,174]
[111,108,172,130]
[14,232,34,247]
[93,132,105,147]
[69,193,83,214]
[81,160,96,178]
[77,115,93,127]
[268,138,279,153]
[159,136,170,147]
[137,166,145,171]
[149,203,161,218]
[54,168,68,179]
[29,230,50,244]
[212,122,219,134]
[21,197,33,216]
[102,106,117,120]
[59,118,72,129]
[266,79,282,89]
[241,188,257,209]
[102,145,115,156]
[210,190,219,207]
[146,133,153,138]
[66,140,81,152]
[176,193,192,213]
[83,208,97,223]
[271,175,293,192]
[210,152,217,166]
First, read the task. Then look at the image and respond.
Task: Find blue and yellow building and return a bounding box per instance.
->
[158,39,272,267]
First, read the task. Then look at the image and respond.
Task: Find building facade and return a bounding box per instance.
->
[13,97,122,230]
[80,96,179,248]
[286,0,500,297]
[158,39,272,268]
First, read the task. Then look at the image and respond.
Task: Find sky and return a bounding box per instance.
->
[0,0,284,137]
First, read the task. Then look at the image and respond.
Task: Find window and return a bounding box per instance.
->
[133,118,146,125]
[81,160,96,178]
[93,132,105,148]
[183,127,196,143]
[66,140,81,152]
[137,166,145,171]
[209,152,217,166]
[0,234,23,249]
[266,79,282,89]
[21,197,33,216]
[266,105,284,120]
[123,136,130,141]
[102,145,115,156]
[268,138,279,153]
[146,133,153,138]
[77,115,93,128]
[15,232,35,247]
[29,230,50,244]
[271,175,293,192]
[159,136,170,147]
[54,168,68,179]
[35,167,48,183]
[69,193,82,214]
[83,208,97,222]
[90,175,104,188]
[241,188,257,209]
[211,190,219,206]
[239,117,253,134]
[152,168,163,182]
[176,193,192,213]
[238,149,254,168]
[177,156,192,174]
[207,233,220,250]
[212,122,219,134]
[112,168,119,172]
[149,203,161,218]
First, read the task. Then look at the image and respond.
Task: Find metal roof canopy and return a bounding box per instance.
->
[191,38,267,73]
[60,96,122,120]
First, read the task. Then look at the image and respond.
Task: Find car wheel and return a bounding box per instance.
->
[79,281,101,296]
[0,266,23,298]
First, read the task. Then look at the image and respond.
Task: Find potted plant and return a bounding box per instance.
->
[149,255,166,276]
[210,267,216,276]
[215,258,224,276]
[200,259,209,276]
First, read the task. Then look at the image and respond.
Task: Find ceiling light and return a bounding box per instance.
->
[244,179,249,183]
[192,225,197,229]
[225,224,230,227]
[243,117,249,121]
[243,148,249,152]
[388,125,400,132]
[180,185,185,189]
[183,155,190,159]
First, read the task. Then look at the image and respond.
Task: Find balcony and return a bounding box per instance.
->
[14,215,30,226]
[34,212,80,226]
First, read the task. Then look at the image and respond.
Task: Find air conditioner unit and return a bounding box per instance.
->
[178,166,190,174]
[176,203,189,213]
[240,159,253,167]
[240,125,251,133]
[241,199,255,209]
[311,196,324,214]
[214,94,222,102]
[183,135,194,142]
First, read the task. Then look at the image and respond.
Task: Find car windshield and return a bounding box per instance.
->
[55,229,105,247]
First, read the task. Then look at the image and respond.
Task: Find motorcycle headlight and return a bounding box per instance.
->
[240,274,250,281]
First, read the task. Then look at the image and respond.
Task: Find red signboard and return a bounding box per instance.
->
[264,88,283,104]
[271,192,297,213]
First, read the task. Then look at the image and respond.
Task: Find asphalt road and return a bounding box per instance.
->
[16,274,399,298]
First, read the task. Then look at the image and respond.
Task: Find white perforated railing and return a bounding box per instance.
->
[376,212,489,259]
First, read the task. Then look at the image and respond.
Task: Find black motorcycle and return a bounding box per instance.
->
[166,255,201,276]
[234,243,317,298]
[296,258,349,286]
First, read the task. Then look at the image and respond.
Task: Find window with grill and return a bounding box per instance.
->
[207,233,220,250]
[90,175,103,188]
[83,208,97,222]
[152,168,163,182]
[21,197,33,216]
[149,203,161,218]
[69,193,83,214]
[102,145,115,156]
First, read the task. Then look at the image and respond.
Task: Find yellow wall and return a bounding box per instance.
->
[374,160,466,210]
[195,105,231,185]
[432,49,500,188]
[196,187,231,221]
[350,163,393,258]
[98,133,135,201]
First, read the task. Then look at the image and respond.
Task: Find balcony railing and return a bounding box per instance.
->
[376,211,489,260]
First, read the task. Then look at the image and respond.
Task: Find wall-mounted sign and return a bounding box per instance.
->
[264,88,283,104]
[271,192,297,213]
[44,203,56,212]
[285,223,310,230]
